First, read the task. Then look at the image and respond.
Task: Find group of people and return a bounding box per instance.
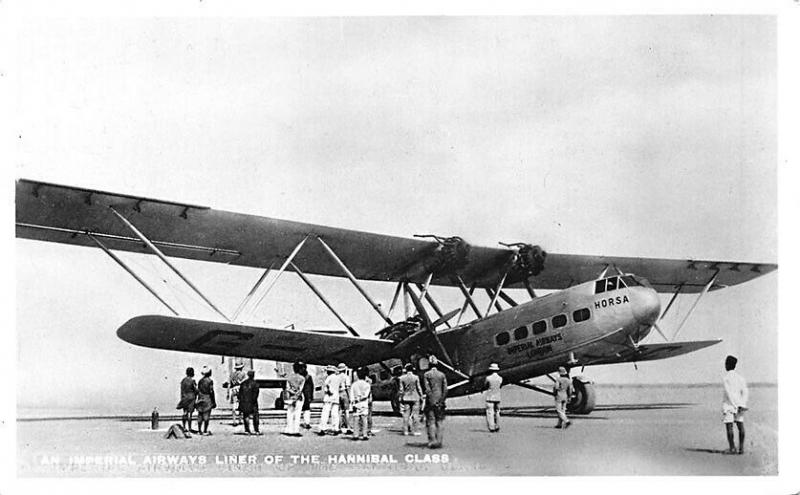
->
[175,353,750,455]
[176,366,218,436]
[396,356,448,448]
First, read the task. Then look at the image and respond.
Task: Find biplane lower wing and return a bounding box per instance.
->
[16,179,776,293]
[580,339,722,366]
[117,315,395,369]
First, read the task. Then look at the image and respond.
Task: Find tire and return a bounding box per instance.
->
[274,396,285,410]
[567,378,596,415]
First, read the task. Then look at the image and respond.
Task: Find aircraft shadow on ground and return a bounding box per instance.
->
[373,402,695,420]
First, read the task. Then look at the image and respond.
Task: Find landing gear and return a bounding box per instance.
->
[567,377,596,415]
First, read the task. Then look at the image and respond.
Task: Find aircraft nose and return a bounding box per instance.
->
[632,287,661,325]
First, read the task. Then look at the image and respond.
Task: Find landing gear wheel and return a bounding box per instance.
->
[274,396,285,410]
[567,378,596,415]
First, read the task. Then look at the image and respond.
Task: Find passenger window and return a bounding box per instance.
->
[380,371,389,381]
[495,331,510,346]
[514,326,528,340]
[595,279,606,294]
[606,277,617,291]
[552,314,567,328]
[532,320,547,334]
[573,308,590,322]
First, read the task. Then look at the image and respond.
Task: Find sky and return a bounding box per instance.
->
[10,16,779,414]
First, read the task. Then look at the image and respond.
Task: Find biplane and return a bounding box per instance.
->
[15,179,777,414]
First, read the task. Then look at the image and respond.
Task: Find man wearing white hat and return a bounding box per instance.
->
[228,362,247,426]
[553,366,573,429]
[317,365,342,435]
[484,363,503,432]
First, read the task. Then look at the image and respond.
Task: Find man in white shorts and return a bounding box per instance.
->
[722,355,749,454]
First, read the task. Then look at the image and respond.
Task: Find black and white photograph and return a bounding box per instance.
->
[4,1,798,493]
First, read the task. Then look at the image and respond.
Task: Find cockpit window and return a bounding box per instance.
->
[606,277,617,291]
[595,279,606,294]
[621,275,640,287]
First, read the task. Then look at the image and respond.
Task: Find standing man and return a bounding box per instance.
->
[350,367,372,441]
[364,369,375,436]
[553,366,573,429]
[484,363,503,432]
[299,362,314,430]
[317,365,342,435]
[196,366,217,436]
[176,367,198,433]
[228,362,247,426]
[238,369,261,435]
[337,363,353,435]
[283,361,306,437]
[423,356,448,448]
[722,355,749,454]
[399,363,423,436]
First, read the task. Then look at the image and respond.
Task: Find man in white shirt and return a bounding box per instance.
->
[484,363,503,432]
[350,368,372,441]
[317,365,342,435]
[722,355,749,454]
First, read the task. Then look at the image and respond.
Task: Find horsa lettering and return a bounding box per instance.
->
[594,294,629,309]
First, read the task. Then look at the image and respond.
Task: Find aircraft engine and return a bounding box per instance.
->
[401,236,471,280]
[508,244,547,281]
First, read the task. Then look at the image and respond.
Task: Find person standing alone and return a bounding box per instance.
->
[553,366,573,429]
[722,355,749,454]
[484,363,502,432]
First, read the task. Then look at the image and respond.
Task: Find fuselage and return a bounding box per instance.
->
[366,274,661,400]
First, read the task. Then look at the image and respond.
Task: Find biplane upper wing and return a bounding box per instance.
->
[579,339,722,366]
[16,179,776,293]
[116,315,396,368]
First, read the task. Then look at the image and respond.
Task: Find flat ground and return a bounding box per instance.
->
[17,385,777,477]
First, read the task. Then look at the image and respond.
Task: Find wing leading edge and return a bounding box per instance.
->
[17,179,776,293]
[117,315,396,369]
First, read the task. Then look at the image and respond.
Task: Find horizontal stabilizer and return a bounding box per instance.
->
[117,315,395,368]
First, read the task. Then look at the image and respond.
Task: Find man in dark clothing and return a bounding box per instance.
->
[423,356,448,449]
[238,370,261,435]
[176,367,198,432]
[196,366,217,435]
[299,363,314,429]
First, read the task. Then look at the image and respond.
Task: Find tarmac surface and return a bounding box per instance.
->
[17,385,778,477]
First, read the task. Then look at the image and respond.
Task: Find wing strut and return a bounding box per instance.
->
[109,207,231,322]
[289,261,359,337]
[485,270,509,315]
[232,261,276,321]
[386,282,403,320]
[659,283,684,321]
[87,233,180,316]
[455,276,483,321]
[317,236,393,326]
[242,235,309,321]
[671,271,719,341]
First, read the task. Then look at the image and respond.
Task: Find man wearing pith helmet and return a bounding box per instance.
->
[484,363,503,432]
[553,366,573,429]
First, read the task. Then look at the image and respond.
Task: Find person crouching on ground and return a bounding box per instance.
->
[484,363,502,432]
[283,361,306,436]
[399,363,423,436]
[238,369,261,435]
[722,355,749,454]
[350,367,372,441]
[196,366,217,435]
[553,366,573,429]
[177,367,198,433]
